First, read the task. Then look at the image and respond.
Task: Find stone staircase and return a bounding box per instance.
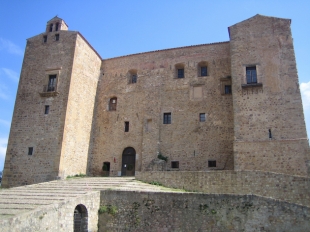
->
[0,177,183,220]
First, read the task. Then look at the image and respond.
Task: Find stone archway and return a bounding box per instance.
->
[121,147,136,176]
[74,204,88,232]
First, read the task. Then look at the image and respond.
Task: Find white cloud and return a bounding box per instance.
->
[301,81,310,110]
[0,37,23,56]
[0,138,8,170]
[0,119,10,127]
[1,68,19,82]
[0,85,9,100]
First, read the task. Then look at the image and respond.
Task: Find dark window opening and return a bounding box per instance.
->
[55,34,59,41]
[171,161,179,169]
[131,74,137,83]
[208,160,216,167]
[177,68,184,78]
[49,24,53,32]
[125,121,129,132]
[199,113,206,122]
[55,23,59,31]
[28,147,33,155]
[201,66,208,76]
[225,85,232,94]
[109,97,117,111]
[45,105,50,114]
[43,35,47,43]
[269,129,272,139]
[47,75,57,92]
[102,162,110,176]
[246,66,257,84]
[163,113,171,124]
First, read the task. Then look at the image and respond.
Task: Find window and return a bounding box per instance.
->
[177,69,184,78]
[131,74,137,83]
[128,70,138,84]
[55,34,59,41]
[199,113,206,122]
[208,160,216,167]
[246,66,257,84]
[28,147,33,155]
[45,105,50,114]
[43,35,47,43]
[49,24,53,32]
[109,97,117,111]
[163,113,171,124]
[55,23,59,31]
[201,66,208,76]
[175,63,185,78]
[171,161,179,169]
[47,75,57,92]
[198,61,208,77]
[224,85,232,94]
[125,121,129,132]
[269,129,272,139]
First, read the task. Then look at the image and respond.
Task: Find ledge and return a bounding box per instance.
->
[39,91,59,97]
[241,83,263,88]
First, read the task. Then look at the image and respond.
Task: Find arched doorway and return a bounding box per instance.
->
[73,204,88,232]
[121,147,136,176]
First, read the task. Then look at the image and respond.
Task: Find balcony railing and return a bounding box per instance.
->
[39,85,59,97]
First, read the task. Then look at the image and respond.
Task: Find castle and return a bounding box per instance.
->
[2,14,310,188]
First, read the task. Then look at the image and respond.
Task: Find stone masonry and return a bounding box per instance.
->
[2,14,309,188]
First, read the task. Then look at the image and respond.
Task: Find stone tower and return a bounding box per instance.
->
[229,15,309,176]
[2,17,101,187]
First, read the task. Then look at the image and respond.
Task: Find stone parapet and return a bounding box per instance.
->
[136,170,310,207]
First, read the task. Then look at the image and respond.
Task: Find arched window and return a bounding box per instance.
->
[74,204,88,232]
[49,24,53,32]
[109,97,117,111]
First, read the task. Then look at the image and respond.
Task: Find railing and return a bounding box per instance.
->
[40,85,58,97]
[42,85,56,92]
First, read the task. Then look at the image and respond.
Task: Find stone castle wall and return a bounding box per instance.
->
[230,15,309,176]
[0,191,100,232]
[2,30,78,187]
[58,34,101,177]
[136,170,310,207]
[98,190,310,232]
[90,42,234,176]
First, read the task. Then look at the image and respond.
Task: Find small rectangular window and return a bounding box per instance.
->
[45,105,50,114]
[163,113,171,124]
[43,35,47,43]
[28,147,33,155]
[208,160,216,167]
[55,34,59,41]
[199,113,206,122]
[131,74,137,83]
[201,66,207,76]
[125,121,129,132]
[224,85,232,94]
[246,66,257,84]
[171,161,179,168]
[177,69,184,78]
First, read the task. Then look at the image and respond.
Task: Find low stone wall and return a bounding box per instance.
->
[98,190,310,232]
[0,191,100,232]
[136,171,310,207]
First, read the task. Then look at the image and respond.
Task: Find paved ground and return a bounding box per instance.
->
[0,177,184,220]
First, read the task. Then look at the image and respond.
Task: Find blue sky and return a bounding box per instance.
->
[0,0,309,171]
